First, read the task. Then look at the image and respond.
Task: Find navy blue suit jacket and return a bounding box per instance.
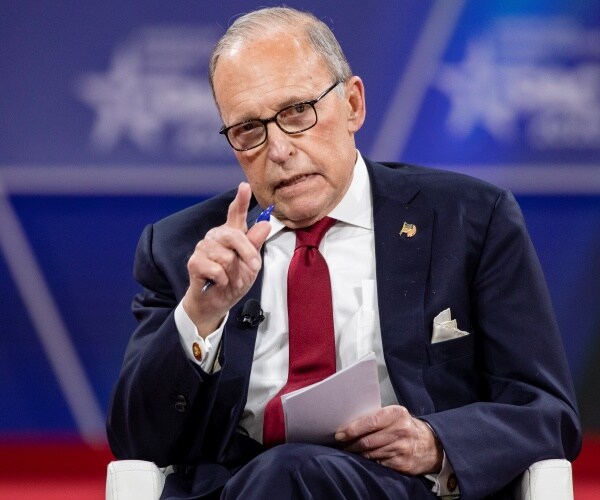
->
[107,159,581,499]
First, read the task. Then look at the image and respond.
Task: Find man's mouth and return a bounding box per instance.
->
[275,174,313,190]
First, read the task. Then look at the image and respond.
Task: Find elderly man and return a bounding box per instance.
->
[107,7,581,500]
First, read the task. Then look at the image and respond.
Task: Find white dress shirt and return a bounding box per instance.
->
[174,152,456,496]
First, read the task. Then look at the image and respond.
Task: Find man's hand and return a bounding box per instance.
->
[335,405,443,475]
[182,182,271,337]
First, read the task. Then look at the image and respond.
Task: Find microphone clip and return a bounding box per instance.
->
[237,299,265,329]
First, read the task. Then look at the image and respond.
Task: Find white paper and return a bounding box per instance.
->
[282,352,382,444]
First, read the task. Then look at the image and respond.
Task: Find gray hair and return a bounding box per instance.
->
[208,7,352,99]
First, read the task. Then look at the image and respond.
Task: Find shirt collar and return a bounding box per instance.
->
[329,151,373,230]
[264,150,373,240]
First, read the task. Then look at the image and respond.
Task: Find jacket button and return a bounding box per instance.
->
[174,394,187,413]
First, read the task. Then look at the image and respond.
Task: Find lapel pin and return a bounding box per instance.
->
[399,222,417,238]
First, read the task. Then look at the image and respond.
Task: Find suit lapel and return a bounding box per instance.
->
[216,201,266,400]
[211,200,265,459]
[246,202,263,228]
[366,159,435,416]
[221,198,264,394]
[219,196,264,385]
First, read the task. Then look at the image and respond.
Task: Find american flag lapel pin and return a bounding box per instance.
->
[399,222,417,238]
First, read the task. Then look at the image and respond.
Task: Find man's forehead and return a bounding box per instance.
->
[225,29,306,57]
[216,40,327,80]
[213,36,332,120]
[217,33,314,77]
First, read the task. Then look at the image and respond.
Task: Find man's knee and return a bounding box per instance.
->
[231,443,332,479]
[222,444,430,499]
[263,443,336,470]
[222,444,342,498]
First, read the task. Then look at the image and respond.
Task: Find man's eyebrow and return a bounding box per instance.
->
[278,92,313,109]
[230,91,315,124]
[227,108,262,125]
[233,113,260,124]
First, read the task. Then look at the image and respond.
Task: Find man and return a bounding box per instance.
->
[107,7,581,500]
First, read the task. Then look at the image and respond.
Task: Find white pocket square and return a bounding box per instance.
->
[431,308,469,344]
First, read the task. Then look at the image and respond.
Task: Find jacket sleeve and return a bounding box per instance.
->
[106,223,221,467]
[422,190,582,500]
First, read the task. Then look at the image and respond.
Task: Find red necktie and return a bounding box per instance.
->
[262,217,337,447]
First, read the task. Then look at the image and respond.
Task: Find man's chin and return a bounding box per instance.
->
[276,205,329,229]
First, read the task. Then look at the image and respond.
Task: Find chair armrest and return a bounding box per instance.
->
[106,460,171,500]
[514,459,573,500]
[105,457,573,500]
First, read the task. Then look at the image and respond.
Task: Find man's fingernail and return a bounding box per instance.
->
[335,432,345,441]
[250,258,261,271]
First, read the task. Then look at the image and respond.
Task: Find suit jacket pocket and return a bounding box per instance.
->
[427,331,475,366]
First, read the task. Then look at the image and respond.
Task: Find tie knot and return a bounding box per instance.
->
[294,217,336,249]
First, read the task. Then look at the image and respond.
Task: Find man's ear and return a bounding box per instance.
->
[344,76,366,134]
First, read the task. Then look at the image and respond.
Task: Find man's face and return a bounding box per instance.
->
[212,30,365,228]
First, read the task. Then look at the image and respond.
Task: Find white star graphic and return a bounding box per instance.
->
[435,42,517,141]
[76,46,220,154]
[77,49,165,151]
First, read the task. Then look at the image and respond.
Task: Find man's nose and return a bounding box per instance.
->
[265,122,294,162]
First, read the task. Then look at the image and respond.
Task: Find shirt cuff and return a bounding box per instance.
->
[421,419,459,498]
[425,452,460,498]
[174,301,227,372]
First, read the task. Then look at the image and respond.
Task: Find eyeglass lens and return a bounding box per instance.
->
[228,104,317,150]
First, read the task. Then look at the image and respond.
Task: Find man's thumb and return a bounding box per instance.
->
[247,221,271,250]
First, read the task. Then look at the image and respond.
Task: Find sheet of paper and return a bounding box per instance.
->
[282,351,382,445]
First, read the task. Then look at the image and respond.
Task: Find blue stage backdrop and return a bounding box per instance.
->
[1,0,599,444]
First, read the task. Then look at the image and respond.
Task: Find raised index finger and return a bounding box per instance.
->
[226,182,252,230]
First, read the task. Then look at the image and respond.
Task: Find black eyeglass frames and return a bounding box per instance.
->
[219,80,343,152]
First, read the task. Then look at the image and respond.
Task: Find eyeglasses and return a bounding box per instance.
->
[219,80,343,152]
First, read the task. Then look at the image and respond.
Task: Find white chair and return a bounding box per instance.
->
[106,460,173,500]
[514,459,574,500]
[106,458,573,500]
